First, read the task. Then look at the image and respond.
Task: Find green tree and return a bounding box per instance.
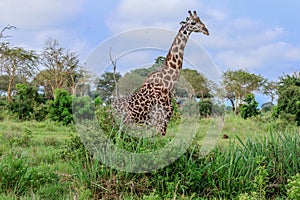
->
[273,72,300,125]
[0,43,37,101]
[261,102,274,113]
[198,99,212,118]
[9,84,38,120]
[48,89,73,125]
[180,69,211,100]
[95,72,121,102]
[222,69,265,114]
[262,81,277,103]
[38,38,81,98]
[72,96,95,122]
[132,56,165,77]
[116,56,165,97]
[240,93,260,119]
[118,71,144,96]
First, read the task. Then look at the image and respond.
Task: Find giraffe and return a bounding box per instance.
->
[113,10,209,135]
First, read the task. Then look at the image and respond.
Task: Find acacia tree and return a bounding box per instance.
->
[180,69,211,100]
[38,38,81,98]
[0,42,37,101]
[262,80,277,103]
[222,69,266,114]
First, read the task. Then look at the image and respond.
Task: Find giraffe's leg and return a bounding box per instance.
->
[161,104,173,136]
[154,101,173,136]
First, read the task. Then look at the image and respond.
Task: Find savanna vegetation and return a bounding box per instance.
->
[0,25,300,199]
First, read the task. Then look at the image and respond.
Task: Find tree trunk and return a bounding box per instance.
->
[235,97,239,115]
[228,98,235,112]
[7,76,14,101]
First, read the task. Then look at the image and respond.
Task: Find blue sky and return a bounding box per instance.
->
[0,0,299,103]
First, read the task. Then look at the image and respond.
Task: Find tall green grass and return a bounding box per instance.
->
[67,127,300,199]
[0,116,300,199]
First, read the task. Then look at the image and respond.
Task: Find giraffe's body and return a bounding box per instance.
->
[113,11,209,135]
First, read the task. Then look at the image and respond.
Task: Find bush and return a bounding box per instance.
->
[72,96,95,122]
[0,100,8,121]
[287,173,300,199]
[48,89,73,125]
[9,84,38,120]
[199,99,212,118]
[240,93,260,119]
[261,102,274,113]
[8,84,48,121]
[274,73,300,125]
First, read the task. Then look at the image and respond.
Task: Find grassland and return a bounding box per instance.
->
[0,114,299,199]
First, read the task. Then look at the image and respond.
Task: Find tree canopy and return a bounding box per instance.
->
[222,69,266,114]
[180,69,212,100]
[273,72,300,125]
[0,42,38,101]
[37,39,82,98]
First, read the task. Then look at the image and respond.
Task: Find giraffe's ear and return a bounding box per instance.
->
[180,21,186,26]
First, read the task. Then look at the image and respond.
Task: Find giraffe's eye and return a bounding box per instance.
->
[191,22,196,25]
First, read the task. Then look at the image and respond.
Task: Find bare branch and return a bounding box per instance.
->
[109,47,119,99]
[0,25,16,39]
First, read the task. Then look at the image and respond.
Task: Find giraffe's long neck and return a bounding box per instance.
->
[164,26,190,74]
[143,26,191,92]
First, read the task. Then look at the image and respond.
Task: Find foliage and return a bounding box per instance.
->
[0,155,58,196]
[9,84,38,120]
[38,38,82,98]
[240,93,260,119]
[261,102,274,113]
[169,99,181,126]
[181,69,212,99]
[0,114,300,199]
[0,42,38,101]
[198,99,212,117]
[94,72,121,102]
[287,173,300,199]
[118,71,144,96]
[0,99,8,120]
[2,129,33,147]
[262,80,277,103]
[273,72,300,126]
[133,56,164,77]
[72,96,95,122]
[95,104,117,135]
[222,69,266,114]
[114,56,165,97]
[94,96,103,106]
[48,89,73,125]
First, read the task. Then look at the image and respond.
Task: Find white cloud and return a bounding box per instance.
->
[105,0,203,33]
[215,41,300,71]
[0,0,86,28]
[206,8,228,21]
[103,0,300,80]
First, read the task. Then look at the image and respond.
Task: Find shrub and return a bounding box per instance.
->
[240,93,260,119]
[274,73,300,125]
[287,173,300,200]
[72,96,95,122]
[261,102,274,113]
[199,99,212,118]
[48,89,73,125]
[9,84,38,120]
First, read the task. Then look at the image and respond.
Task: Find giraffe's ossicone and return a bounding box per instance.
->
[113,10,209,135]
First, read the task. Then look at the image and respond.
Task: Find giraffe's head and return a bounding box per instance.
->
[180,10,209,35]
